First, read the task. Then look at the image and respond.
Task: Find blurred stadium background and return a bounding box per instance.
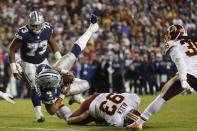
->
[1,0,197,98]
[0,0,197,130]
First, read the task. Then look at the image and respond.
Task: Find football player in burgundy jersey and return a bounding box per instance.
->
[67,92,141,127]
[128,25,197,130]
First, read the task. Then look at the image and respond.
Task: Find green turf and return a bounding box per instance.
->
[0,94,196,131]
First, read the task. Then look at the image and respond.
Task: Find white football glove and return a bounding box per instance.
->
[1,92,15,104]
[181,80,194,93]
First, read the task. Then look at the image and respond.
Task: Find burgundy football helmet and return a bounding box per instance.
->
[125,109,141,126]
[166,24,187,41]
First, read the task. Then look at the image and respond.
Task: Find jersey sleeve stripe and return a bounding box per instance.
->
[127,113,138,120]
[166,45,177,56]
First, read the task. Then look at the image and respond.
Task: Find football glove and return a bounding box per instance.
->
[1,92,15,104]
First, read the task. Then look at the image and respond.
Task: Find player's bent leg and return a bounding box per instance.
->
[66,78,90,105]
[66,79,89,105]
[66,79,90,96]
[54,15,99,70]
[67,93,100,125]
[24,62,45,122]
[128,74,184,129]
[57,104,72,120]
[141,74,182,120]
[53,52,76,70]
[31,88,45,122]
[187,74,197,91]
[68,94,85,105]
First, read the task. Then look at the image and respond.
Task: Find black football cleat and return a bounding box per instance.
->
[90,14,97,24]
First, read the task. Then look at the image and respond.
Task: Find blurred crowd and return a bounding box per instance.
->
[0,0,196,98]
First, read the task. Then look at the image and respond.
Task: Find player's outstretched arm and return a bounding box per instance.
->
[48,33,62,61]
[0,91,15,104]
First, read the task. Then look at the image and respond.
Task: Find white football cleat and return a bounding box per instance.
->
[35,107,45,122]
[37,116,45,122]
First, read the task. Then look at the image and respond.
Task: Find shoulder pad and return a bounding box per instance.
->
[15,25,30,40]
[44,22,53,29]
[164,40,178,56]
[43,22,53,33]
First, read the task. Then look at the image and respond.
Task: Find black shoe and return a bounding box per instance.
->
[90,14,97,24]
[68,97,74,105]
[37,116,45,122]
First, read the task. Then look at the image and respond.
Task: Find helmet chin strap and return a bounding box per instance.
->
[175,32,180,41]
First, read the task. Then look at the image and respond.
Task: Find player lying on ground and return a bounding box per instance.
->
[35,14,99,118]
[0,91,15,104]
[66,92,141,127]
[35,64,89,118]
[128,24,197,130]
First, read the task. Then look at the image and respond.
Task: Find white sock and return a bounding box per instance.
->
[34,106,44,119]
[59,105,72,120]
[141,95,165,121]
[75,31,92,51]
[73,94,85,104]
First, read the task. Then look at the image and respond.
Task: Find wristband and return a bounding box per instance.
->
[54,52,62,60]
[59,93,65,99]
[10,63,18,73]
[61,69,68,75]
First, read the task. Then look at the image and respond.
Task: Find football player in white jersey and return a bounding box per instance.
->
[128,24,197,130]
[0,91,15,104]
[67,93,141,127]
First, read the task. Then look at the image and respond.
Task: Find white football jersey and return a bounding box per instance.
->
[89,93,141,127]
[164,39,197,78]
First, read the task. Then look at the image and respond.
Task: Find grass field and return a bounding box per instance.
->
[0,94,197,131]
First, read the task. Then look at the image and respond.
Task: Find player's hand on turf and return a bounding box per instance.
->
[61,84,71,95]
[181,80,194,92]
[13,71,22,80]
[2,93,15,104]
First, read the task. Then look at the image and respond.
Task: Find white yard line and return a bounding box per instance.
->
[0,126,85,131]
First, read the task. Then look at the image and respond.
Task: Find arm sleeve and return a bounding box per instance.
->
[15,30,23,40]
[169,47,187,81]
